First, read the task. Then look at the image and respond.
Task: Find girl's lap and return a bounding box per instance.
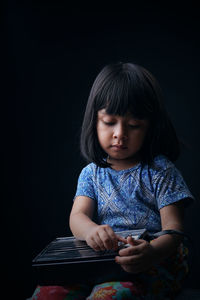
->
[31,245,188,299]
[31,281,145,300]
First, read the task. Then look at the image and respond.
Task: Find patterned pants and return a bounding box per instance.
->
[31,281,154,299]
[31,245,188,299]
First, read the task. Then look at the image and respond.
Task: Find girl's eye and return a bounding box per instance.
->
[129,124,141,129]
[103,121,115,126]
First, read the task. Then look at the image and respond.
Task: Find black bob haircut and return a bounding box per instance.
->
[80,62,180,168]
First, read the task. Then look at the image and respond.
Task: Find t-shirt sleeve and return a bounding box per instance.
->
[74,164,96,201]
[153,166,195,209]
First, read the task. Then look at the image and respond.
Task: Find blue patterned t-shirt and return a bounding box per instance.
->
[75,155,194,234]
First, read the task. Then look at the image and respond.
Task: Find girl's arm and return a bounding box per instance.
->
[115,201,185,273]
[69,196,118,251]
[69,196,97,239]
[150,201,184,259]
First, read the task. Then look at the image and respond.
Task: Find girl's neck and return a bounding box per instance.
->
[107,155,141,171]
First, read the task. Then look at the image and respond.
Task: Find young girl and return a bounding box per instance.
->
[32,62,194,299]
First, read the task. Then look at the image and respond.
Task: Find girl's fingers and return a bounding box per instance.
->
[88,225,146,251]
[97,225,118,250]
[115,254,142,265]
[88,237,103,251]
[119,244,140,256]
[126,236,137,245]
[104,226,119,249]
[98,229,114,250]
[117,235,127,244]
[87,233,106,251]
[119,238,145,256]
[94,234,107,251]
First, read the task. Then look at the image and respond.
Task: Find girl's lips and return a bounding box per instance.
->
[111,144,127,150]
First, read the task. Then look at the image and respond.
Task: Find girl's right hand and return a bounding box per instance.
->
[85,224,119,251]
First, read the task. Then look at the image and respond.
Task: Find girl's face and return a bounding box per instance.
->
[97,109,149,169]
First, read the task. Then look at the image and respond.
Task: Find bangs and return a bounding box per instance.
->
[94,65,157,120]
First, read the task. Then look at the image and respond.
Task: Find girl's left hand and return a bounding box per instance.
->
[115,236,157,274]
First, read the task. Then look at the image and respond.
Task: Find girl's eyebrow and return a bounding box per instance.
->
[98,110,114,119]
[98,112,117,120]
[98,109,107,115]
[98,110,146,123]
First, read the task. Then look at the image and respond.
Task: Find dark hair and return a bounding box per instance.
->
[80,62,180,168]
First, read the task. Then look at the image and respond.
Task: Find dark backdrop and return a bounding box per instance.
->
[2,2,200,298]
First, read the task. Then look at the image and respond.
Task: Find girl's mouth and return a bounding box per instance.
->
[111,144,127,150]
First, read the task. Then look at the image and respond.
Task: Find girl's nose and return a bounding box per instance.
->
[113,124,128,140]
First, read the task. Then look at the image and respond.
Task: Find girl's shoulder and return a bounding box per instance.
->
[146,155,177,179]
[151,154,174,171]
[79,162,97,174]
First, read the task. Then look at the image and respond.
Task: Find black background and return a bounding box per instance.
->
[2,1,200,298]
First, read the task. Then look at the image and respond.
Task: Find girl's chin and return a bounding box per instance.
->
[108,154,128,160]
[107,155,134,163]
[108,150,134,160]
[107,152,141,165]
